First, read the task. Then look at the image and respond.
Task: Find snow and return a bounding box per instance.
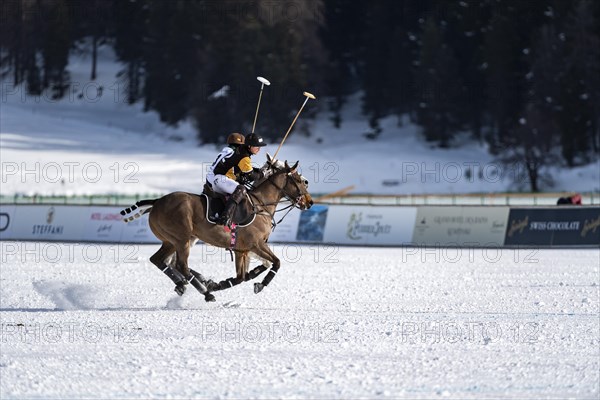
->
[1,41,599,399]
[1,243,598,398]
[1,45,599,198]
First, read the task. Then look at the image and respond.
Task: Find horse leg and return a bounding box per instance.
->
[175,240,215,302]
[150,242,187,296]
[210,267,269,291]
[243,242,280,293]
[206,251,248,291]
[189,269,215,302]
[245,264,268,281]
[248,243,280,294]
[205,251,268,292]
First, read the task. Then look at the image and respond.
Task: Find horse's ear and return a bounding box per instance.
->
[284,160,290,169]
[266,153,273,164]
[289,161,299,172]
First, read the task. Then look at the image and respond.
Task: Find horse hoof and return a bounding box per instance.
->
[174,284,186,296]
[204,293,216,302]
[253,283,264,294]
[206,280,220,292]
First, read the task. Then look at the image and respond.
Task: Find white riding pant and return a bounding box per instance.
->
[210,174,239,195]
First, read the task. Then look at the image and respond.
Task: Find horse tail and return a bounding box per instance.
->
[120,199,156,223]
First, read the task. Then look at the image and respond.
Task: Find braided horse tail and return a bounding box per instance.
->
[120,199,155,223]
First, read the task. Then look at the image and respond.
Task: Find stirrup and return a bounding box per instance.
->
[215,215,230,226]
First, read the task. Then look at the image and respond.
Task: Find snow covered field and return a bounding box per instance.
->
[1,44,599,399]
[1,242,598,399]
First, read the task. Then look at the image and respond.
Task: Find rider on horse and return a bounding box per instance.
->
[206,132,268,226]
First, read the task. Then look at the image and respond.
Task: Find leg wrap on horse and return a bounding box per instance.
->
[156,263,185,284]
[189,269,208,284]
[245,265,268,281]
[260,266,280,287]
[187,272,208,294]
[188,270,215,302]
[156,263,187,296]
[217,277,244,290]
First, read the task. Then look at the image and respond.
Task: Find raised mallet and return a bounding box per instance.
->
[273,91,316,159]
[251,76,271,134]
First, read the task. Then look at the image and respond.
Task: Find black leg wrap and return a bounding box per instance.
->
[217,277,243,291]
[157,263,185,285]
[189,269,208,285]
[187,273,208,294]
[174,283,186,296]
[245,265,268,281]
[261,267,279,287]
[187,274,216,302]
[205,279,221,292]
[255,267,279,293]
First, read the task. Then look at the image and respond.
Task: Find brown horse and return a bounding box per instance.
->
[120,155,313,302]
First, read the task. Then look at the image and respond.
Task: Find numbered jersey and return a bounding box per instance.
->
[208,146,253,182]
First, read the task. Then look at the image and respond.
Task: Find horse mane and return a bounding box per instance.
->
[252,159,288,188]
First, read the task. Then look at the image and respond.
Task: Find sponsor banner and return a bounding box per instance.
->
[119,210,159,243]
[0,204,16,240]
[296,204,329,242]
[83,207,126,242]
[412,207,509,246]
[10,205,88,241]
[323,206,417,245]
[268,207,301,243]
[505,207,600,246]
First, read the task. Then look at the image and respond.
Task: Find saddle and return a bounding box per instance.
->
[202,183,255,227]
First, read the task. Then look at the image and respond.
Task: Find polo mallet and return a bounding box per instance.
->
[251,76,271,134]
[273,91,316,160]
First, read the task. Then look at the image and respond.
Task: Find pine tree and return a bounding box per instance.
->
[143,0,203,125]
[557,0,600,165]
[360,1,395,135]
[113,0,148,104]
[320,0,366,128]
[41,0,72,99]
[414,15,462,147]
[190,0,324,143]
[70,0,114,81]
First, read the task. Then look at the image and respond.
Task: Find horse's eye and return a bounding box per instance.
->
[304,180,309,186]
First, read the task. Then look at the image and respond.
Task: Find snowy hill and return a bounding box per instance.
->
[1,46,599,198]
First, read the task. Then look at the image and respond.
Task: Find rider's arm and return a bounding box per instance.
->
[237,157,263,184]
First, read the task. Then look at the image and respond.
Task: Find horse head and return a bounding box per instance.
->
[262,153,313,210]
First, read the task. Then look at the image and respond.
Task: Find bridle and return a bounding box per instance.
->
[247,166,310,227]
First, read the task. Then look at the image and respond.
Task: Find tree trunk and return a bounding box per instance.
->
[91,35,97,81]
[526,161,539,192]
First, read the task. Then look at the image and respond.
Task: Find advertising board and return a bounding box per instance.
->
[268,207,302,243]
[82,206,126,242]
[9,205,88,241]
[0,204,16,240]
[119,210,159,243]
[412,206,509,246]
[505,207,600,246]
[322,205,417,245]
[1,203,597,247]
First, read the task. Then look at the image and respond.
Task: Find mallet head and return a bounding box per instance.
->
[257,76,271,86]
[303,91,316,100]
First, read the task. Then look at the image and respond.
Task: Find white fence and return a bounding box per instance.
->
[1,192,598,206]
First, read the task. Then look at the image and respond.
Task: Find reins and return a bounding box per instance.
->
[247,168,306,229]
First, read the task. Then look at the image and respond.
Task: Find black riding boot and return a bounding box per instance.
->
[217,200,237,227]
[217,185,246,226]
